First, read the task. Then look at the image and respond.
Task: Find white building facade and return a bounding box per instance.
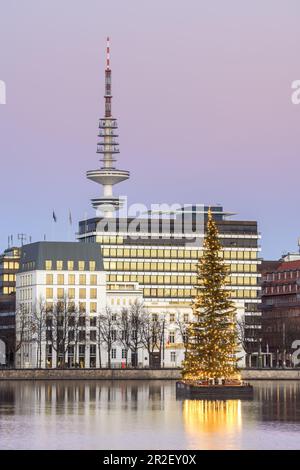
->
[15,242,106,368]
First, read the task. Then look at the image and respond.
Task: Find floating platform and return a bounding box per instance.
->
[176,380,254,399]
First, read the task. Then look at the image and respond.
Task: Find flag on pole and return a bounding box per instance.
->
[69,209,72,226]
[52,210,57,223]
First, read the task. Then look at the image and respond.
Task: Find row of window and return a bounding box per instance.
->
[45,260,96,271]
[18,274,33,287]
[105,261,258,273]
[45,287,98,300]
[0,274,16,282]
[18,273,99,287]
[2,286,15,295]
[109,297,138,307]
[107,273,257,286]
[102,247,258,260]
[47,347,178,363]
[45,301,98,313]
[263,285,297,295]
[18,288,99,302]
[45,274,98,286]
[0,261,19,270]
[264,271,300,281]
[97,234,258,245]
[140,287,258,299]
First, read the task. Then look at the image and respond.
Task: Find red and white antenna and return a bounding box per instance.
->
[106,36,110,70]
[104,36,112,116]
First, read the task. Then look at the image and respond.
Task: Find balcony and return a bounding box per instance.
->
[98,130,119,137]
[97,144,120,154]
[98,137,118,145]
[99,120,118,129]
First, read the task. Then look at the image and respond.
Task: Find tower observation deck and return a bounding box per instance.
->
[87,37,129,217]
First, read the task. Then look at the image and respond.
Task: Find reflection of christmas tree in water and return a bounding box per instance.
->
[183,400,242,438]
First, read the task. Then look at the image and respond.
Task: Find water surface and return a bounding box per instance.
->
[0,380,300,449]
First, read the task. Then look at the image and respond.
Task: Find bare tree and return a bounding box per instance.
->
[236,316,247,352]
[117,307,132,366]
[129,301,145,368]
[96,314,103,368]
[47,294,73,368]
[141,311,161,367]
[70,305,85,367]
[98,307,117,368]
[31,297,47,368]
[157,315,166,368]
[175,311,189,355]
[15,303,32,367]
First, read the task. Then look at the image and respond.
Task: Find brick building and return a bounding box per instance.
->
[261,254,300,367]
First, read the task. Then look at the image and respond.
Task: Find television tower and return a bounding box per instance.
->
[87,37,130,217]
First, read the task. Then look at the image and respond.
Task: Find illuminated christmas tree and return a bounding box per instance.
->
[182,208,240,381]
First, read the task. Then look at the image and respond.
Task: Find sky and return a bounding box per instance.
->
[0,0,300,259]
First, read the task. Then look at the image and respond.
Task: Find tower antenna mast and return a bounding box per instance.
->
[86,38,130,218]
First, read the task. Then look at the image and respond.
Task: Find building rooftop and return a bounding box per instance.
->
[19,241,104,272]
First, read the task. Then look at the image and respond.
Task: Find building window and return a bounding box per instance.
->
[122,349,127,359]
[90,288,97,299]
[68,274,75,285]
[45,260,52,270]
[90,330,96,341]
[90,317,96,327]
[78,261,85,271]
[68,288,75,300]
[169,332,175,344]
[170,352,176,362]
[57,288,64,299]
[90,274,97,285]
[46,288,53,299]
[79,302,86,313]
[90,302,97,313]
[89,261,96,271]
[111,330,117,341]
[79,331,86,341]
[184,314,189,323]
[57,274,64,285]
[169,313,175,322]
[111,348,117,359]
[67,260,74,271]
[79,274,86,285]
[79,288,86,299]
[56,260,63,271]
[46,274,53,285]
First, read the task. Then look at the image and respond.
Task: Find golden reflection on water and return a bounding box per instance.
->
[183,399,242,446]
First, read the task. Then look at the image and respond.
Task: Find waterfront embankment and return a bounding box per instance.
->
[1,368,300,380]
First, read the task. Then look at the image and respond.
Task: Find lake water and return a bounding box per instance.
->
[0,380,300,450]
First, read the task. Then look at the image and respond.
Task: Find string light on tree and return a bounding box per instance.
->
[182,208,240,382]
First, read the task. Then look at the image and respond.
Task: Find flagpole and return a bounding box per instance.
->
[52,210,57,241]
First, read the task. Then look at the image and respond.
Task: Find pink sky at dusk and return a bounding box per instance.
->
[0,0,300,258]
